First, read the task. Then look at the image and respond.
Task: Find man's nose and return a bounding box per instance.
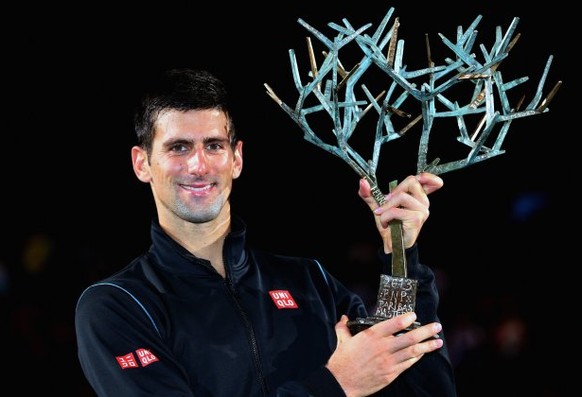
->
[187,148,209,175]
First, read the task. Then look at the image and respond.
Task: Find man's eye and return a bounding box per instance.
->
[170,144,188,152]
[206,142,223,151]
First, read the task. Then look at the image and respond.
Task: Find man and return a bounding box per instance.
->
[75,68,456,396]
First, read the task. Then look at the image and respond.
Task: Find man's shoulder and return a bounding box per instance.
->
[74,252,168,338]
[75,252,155,308]
[96,251,152,284]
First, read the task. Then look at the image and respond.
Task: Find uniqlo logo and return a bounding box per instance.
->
[269,290,298,309]
[116,353,139,369]
[136,348,158,367]
[116,349,159,369]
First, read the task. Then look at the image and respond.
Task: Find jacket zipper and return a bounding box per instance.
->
[224,273,269,396]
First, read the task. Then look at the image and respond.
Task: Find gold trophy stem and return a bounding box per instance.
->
[366,178,406,278]
[387,180,406,278]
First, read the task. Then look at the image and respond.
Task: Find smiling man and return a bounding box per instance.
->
[74,68,456,397]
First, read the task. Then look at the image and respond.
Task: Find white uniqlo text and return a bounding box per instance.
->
[269,290,298,309]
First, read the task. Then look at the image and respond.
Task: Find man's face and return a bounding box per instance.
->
[132,109,243,226]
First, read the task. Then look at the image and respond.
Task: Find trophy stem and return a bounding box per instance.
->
[347,180,421,335]
[386,180,407,278]
[366,179,407,277]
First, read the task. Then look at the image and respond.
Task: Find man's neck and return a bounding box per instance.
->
[160,214,231,277]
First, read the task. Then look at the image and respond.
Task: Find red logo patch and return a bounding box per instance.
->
[269,290,298,309]
[116,349,159,369]
[136,348,158,367]
[116,353,139,369]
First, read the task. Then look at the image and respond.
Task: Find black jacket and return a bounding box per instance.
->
[75,215,456,396]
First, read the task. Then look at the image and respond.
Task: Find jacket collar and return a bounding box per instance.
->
[148,214,248,279]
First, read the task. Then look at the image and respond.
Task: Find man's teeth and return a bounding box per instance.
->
[183,184,212,191]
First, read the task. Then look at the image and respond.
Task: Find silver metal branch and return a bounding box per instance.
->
[264,8,560,274]
[265,7,560,187]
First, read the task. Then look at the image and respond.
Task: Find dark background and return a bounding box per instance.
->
[2,4,573,396]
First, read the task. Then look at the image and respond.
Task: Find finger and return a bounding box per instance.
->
[416,172,444,195]
[358,178,380,211]
[366,312,418,337]
[386,176,428,205]
[382,190,430,216]
[404,177,431,208]
[383,175,434,211]
[376,206,426,232]
[334,315,352,345]
[396,331,444,364]
[391,322,443,351]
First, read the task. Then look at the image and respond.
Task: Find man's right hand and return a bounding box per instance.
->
[326,313,443,397]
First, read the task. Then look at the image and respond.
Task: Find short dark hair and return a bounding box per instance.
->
[134,68,237,154]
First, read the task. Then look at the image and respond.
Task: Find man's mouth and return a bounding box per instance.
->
[180,183,215,192]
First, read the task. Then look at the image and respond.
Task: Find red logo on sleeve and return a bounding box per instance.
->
[135,348,158,367]
[116,353,139,369]
[269,290,298,309]
[116,349,159,369]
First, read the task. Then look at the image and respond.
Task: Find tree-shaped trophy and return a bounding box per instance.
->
[265,7,560,335]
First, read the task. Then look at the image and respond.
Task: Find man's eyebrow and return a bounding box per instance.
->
[163,137,193,147]
[202,136,230,144]
[162,136,229,146]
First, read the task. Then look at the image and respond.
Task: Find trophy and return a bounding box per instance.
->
[264,8,560,334]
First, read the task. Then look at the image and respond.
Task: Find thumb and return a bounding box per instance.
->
[335,315,352,345]
[358,178,379,211]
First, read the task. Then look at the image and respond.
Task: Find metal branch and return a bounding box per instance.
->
[266,8,560,185]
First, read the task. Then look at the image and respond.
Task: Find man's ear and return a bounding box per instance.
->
[232,140,243,179]
[131,146,152,183]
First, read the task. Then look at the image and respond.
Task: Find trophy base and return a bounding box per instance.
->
[347,315,421,335]
[347,275,437,339]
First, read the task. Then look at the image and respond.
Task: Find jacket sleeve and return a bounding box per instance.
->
[375,244,458,397]
[75,283,196,397]
[76,281,351,397]
[271,367,347,397]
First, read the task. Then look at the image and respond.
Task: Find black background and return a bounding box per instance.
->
[2,3,573,396]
